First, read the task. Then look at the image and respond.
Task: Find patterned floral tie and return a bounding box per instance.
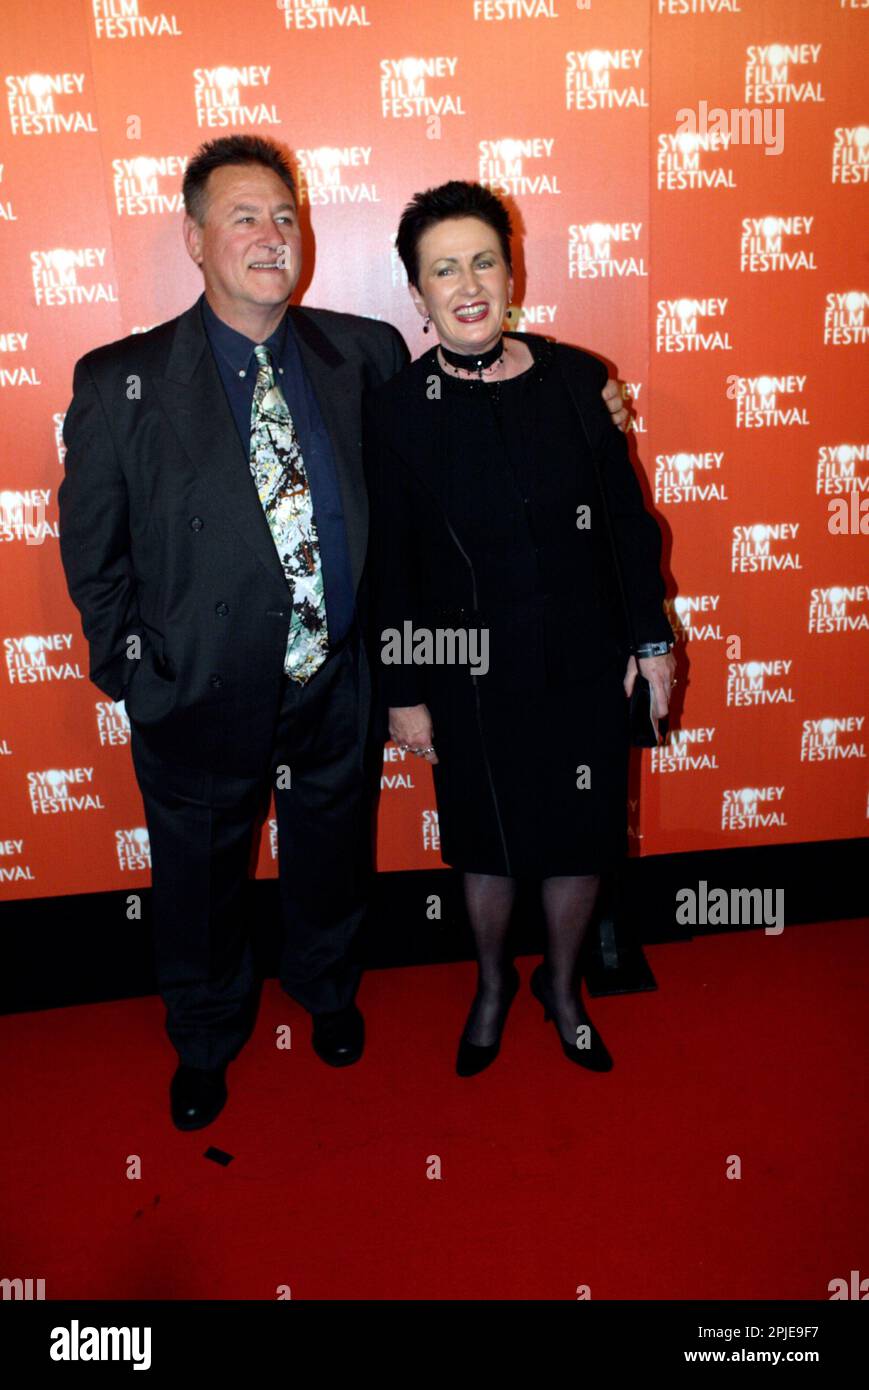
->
[249,343,329,683]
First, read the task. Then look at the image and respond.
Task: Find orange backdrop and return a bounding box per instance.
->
[1,0,867,899]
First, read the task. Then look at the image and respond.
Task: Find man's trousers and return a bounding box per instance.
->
[130,636,369,1070]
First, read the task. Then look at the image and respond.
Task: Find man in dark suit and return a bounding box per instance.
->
[58,135,630,1130]
[58,135,409,1129]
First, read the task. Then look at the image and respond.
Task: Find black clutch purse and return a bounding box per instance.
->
[629,672,668,748]
[555,354,671,749]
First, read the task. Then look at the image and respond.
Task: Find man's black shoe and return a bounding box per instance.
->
[170,1064,228,1131]
[311,1004,364,1067]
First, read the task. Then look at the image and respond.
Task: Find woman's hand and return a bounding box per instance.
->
[624,651,677,718]
[388,704,439,764]
[602,376,629,431]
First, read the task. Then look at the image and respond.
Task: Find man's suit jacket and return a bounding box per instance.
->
[58,296,409,777]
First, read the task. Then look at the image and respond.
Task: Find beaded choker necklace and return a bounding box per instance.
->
[439,336,505,377]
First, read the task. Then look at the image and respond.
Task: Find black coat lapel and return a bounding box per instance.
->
[288,306,368,593]
[151,299,288,590]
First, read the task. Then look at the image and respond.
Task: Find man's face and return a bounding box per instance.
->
[184,163,303,320]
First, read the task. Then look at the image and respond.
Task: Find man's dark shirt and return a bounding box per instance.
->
[201,293,354,644]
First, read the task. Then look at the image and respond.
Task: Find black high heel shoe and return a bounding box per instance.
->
[529,962,613,1072]
[456,964,521,1077]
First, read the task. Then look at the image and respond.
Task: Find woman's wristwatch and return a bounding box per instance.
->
[635,639,674,658]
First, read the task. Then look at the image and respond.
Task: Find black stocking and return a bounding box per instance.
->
[461,872,518,1045]
[540,873,601,1044]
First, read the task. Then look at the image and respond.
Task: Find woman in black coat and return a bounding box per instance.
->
[364,181,676,1077]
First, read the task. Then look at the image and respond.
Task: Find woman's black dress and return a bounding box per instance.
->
[363,331,672,878]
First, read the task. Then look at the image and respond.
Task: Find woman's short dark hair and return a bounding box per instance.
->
[396,180,513,289]
[182,135,297,225]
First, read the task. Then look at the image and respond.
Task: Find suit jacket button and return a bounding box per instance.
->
[215,602,229,616]
[189,516,204,531]
[209,674,223,688]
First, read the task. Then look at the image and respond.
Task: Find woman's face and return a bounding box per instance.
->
[409,215,513,357]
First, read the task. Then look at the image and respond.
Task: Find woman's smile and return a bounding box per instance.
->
[453,301,490,323]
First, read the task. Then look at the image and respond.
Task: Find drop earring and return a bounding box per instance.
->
[422,314,431,334]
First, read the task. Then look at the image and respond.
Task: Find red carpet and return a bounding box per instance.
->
[2,919,865,1300]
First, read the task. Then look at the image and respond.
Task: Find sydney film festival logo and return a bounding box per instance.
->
[739,215,816,272]
[824,291,868,346]
[30,249,117,307]
[656,298,731,352]
[296,146,379,206]
[731,523,801,573]
[96,700,130,746]
[0,840,34,885]
[807,586,869,635]
[478,138,560,196]
[721,786,787,832]
[656,128,736,190]
[53,414,66,466]
[379,57,465,119]
[472,0,560,18]
[743,42,823,105]
[382,745,416,792]
[832,125,868,184]
[655,452,727,505]
[112,156,187,215]
[5,73,96,136]
[729,374,809,428]
[115,829,151,870]
[816,443,868,498]
[278,0,371,28]
[668,595,723,643]
[0,332,39,390]
[90,0,181,38]
[27,768,105,815]
[568,222,646,279]
[422,810,440,853]
[193,66,280,130]
[800,718,865,764]
[726,659,795,708]
[651,727,719,775]
[0,490,56,545]
[565,49,647,111]
[5,634,82,683]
